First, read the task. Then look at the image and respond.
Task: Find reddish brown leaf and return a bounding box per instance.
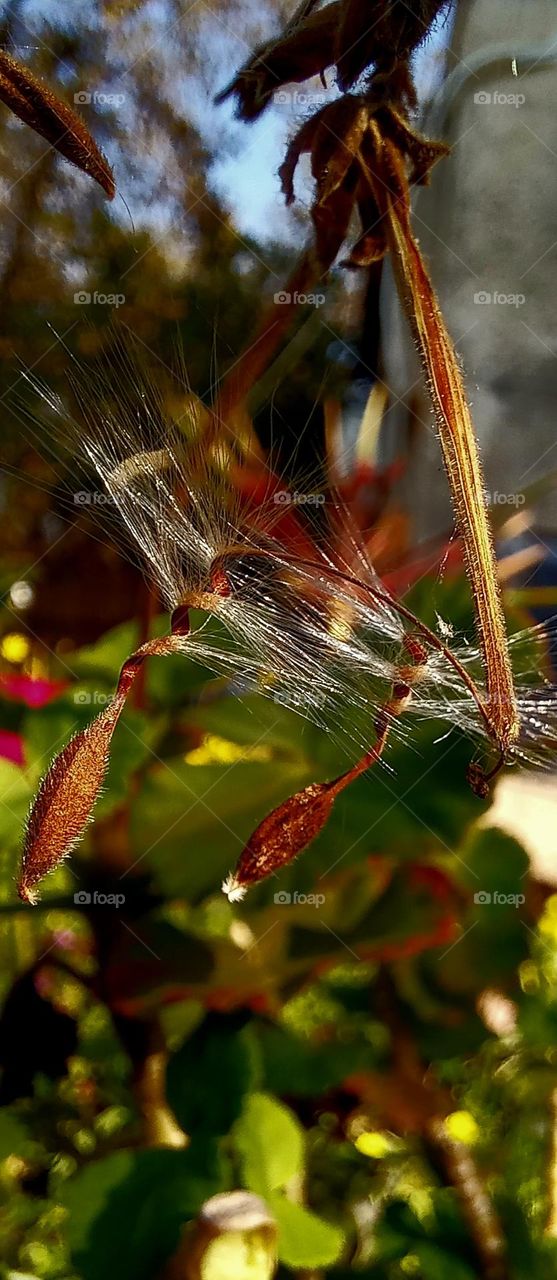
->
[335,0,448,93]
[215,2,341,121]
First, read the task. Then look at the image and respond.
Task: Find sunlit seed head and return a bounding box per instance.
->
[222,874,247,903]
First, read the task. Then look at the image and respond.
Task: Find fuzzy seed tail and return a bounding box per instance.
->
[222,874,247,903]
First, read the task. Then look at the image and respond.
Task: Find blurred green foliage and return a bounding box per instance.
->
[0,597,556,1279]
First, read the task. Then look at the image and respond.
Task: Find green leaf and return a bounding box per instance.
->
[298,720,489,877]
[69,619,149,681]
[60,1145,222,1280]
[257,1023,379,1097]
[0,1108,31,1159]
[166,1013,259,1138]
[436,826,529,992]
[410,1241,477,1280]
[270,1195,345,1267]
[235,1092,304,1195]
[98,707,160,815]
[181,691,319,757]
[69,612,223,705]
[131,757,312,899]
[0,758,31,848]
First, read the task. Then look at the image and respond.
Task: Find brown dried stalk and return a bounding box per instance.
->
[427,1119,508,1280]
[362,125,518,752]
[216,0,517,755]
[0,51,114,198]
[269,93,518,756]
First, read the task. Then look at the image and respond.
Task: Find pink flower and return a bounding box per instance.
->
[0,674,67,708]
[0,729,25,766]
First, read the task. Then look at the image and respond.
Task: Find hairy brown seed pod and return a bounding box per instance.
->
[18,692,126,904]
[0,51,115,198]
[18,633,188,903]
[222,726,389,901]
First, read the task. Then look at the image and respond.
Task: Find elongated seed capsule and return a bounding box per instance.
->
[222,633,428,901]
[18,631,189,903]
[222,725,390,901]
[0,51,115,197]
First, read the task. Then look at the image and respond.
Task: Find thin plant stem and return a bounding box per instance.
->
[364,126,519,754]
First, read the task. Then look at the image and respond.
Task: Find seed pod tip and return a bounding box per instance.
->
[222,873,248,903]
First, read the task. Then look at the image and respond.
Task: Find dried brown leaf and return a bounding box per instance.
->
[336,0,449,92]
[215,2,341,121]
[343,191,386,266]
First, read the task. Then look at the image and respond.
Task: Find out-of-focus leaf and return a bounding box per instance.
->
[235,1092,304,1195]
[69,613,219,707]
[270,1194,345,1268]
[60,1145,222,1280]
[257,1023,381,1096]
[301,720,489,872]
[0,1108,31,1158]
[181,691,319,757]
[70,620,147,682]
[406,1241,477,1280]
[434,827,529,992]
[288,863,455,966]
[0,758,31,847]
[105,919,214,1010]
[166,1013,259,1137]
[132,757,313,899]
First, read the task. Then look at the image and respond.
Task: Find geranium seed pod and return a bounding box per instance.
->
[222,726,390,901]
[18,692,127,904]
[18,634,188,903]
[0,51,115,198]
[222,781,337,901]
